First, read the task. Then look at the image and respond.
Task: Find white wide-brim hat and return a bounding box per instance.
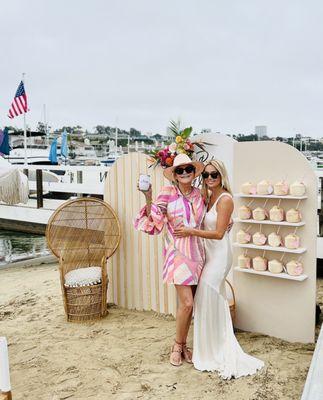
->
[163,153,204,182]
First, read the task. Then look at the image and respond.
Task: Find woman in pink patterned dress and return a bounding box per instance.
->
[134,154,205,367]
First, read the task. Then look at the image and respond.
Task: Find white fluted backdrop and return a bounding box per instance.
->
[104,152,177,316]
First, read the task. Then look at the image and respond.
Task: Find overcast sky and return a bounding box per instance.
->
[1,0,323,137]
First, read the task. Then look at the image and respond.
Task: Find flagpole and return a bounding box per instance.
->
[22,73,27,166]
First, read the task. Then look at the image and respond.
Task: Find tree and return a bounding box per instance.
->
[130,128,141,137]
[94,125,106,134]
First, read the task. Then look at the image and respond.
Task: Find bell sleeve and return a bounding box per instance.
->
[134,186,172,235]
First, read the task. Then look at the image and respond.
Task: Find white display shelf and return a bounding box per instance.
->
[234,218,305,227]
[233,242,306,254]
[235,193,307,200]
[234,267,308,281]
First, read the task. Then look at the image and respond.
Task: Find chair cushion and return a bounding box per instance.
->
[64,267,102,287]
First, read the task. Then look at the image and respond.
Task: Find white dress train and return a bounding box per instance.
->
[193,192,264,379]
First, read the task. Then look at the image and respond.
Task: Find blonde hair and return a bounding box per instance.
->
[201,159,233,201]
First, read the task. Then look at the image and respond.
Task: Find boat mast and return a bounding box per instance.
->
[43,104,48,147]
[22,73,27,166]
[115,125,118,157]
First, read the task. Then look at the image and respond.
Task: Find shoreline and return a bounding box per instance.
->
[0,254,55,270]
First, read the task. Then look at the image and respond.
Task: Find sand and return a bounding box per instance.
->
[0,263,321,400]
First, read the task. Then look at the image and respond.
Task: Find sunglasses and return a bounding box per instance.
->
[174,165,196,175]
[202,171,220,179]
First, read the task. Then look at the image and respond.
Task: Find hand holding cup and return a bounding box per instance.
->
[137,174,152,199]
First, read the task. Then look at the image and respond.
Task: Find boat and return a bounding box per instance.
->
[100,151,123,166]
[5,145,52,165]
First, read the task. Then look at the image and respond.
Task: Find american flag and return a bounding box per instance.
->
[8,81,28,119]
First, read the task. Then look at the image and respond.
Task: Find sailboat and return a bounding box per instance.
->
[100,126,124,165]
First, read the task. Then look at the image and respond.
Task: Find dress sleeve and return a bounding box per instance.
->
[134,186,173,235]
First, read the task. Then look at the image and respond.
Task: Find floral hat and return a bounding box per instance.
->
[163,153,204,182]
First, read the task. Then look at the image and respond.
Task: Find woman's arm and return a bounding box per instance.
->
[174,196,234,239]
[134,185,171,235]
[137,183,153,216]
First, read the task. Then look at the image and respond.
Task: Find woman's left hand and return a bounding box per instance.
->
[174,226,193,238]
[227,219,234,233]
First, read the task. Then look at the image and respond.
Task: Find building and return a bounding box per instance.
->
[255,126,267,139]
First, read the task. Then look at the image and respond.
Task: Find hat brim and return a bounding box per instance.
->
[163,160,204,182]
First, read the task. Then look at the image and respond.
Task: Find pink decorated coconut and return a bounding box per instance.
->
[252,232,267,246]
[290,181,306,197]
[238,205,252,220]
[252,207,267,221]
[286,208,302,223]
[284,234,300,249]
[274,181,289,196]
[286,260,303,276]
[269,205,285,222]
[238,254,251,269]
[236,229,251,244]
[241,182,257,195]
[268,232,282,247]
[252,256,268,271]
[256,180,273,195]
[268,259,284,274]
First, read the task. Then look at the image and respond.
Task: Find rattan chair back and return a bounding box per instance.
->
[46,197,120,271]
[46,197,121,322]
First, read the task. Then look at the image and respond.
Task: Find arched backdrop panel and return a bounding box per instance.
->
[104,152,177,315]
[233,141,317,343]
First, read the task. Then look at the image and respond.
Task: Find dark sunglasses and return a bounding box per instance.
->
[202,171,220,179]
[174,165,196,175]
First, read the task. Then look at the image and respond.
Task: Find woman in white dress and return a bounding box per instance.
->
[174,160,264,379]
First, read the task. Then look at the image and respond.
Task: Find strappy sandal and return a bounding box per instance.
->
[182,343,193,364]
[170,340,183,367]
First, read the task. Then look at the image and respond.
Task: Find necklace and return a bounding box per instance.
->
[180,187,193,197]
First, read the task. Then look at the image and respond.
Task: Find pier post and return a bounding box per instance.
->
[36,169,43,209]
[77,170,83,184]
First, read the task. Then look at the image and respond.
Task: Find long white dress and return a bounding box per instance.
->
[193,192,264,379]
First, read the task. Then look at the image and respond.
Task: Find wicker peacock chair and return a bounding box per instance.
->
[46,197,121,322]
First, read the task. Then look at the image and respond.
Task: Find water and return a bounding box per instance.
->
[0,230,49,266]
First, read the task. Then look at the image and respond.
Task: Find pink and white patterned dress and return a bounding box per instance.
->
[134,185,205,285]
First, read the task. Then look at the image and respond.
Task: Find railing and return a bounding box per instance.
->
[21,165,110,208]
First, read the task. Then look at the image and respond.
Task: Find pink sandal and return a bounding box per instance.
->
[182,343,193,364]
[170,340,183,366]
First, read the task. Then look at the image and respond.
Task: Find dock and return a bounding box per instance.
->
[0,165,108,234]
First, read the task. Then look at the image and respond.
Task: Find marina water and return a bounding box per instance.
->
[0,230,48,266]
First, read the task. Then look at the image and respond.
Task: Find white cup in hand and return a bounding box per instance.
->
[139,174,151,192]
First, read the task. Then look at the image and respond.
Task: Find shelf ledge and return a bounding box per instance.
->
[234,218,305,227]
[234,267,308,281]
[233,243,307,254]
[234,193,307,200]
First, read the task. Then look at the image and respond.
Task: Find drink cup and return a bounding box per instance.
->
[139,174,151,192]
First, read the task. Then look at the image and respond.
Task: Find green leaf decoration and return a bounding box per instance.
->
[181,127,192,139]
[168,120,181,137]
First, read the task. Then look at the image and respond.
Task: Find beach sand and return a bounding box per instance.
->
[0,263,322,400]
